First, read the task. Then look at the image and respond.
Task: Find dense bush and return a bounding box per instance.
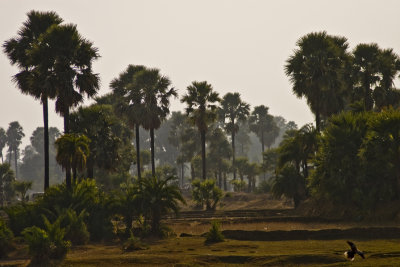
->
[63,209,90,245]
[5,203,44,236]
[22,215,70,264]
[192,179,223,210]
[231,179,246,192]
[0,219,14,258]
[204,221,224,244]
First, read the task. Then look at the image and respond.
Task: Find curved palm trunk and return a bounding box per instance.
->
[201,130,206,180]
[150,128,156,177]
[43,98,50,190]
[135,125,141,181]
[64,109,72,189]
[180,163,184,188]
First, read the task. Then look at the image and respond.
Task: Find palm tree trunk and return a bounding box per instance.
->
[14,148,18,178]
[64,109,72,189]
[150,128,156,177]
[261,129,265,153]
[181,163,184,188]
[43,98,50,191]
[73,167,77,184]
[223,172,227,191]
[232,131,236,180]
[135,125,141,181]
[201,130,206,180]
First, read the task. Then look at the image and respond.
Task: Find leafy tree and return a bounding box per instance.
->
[3,10,63,191]
[207,127,232,188]
[0,129,7,164]
[181,81,221,180]
[235,121,252,158]
[262,148,278,179]
[0,164,15,207]
[274,124,318,207]
[249,105,277,153]
[55,134,90,183]
[70,104,127,180]
[19,127,63,190]
[285,31,351,131]
[359,109,400,202]
[168,111,189,186]
[6,121,25,178]
[309,112,368,206]
[244,162,260,192]
[219,92,250,179]
[13,180,32,202]
[192,179,223,210]
[29,23,100,187]
[110,65,146,180]
[131,68,177,176]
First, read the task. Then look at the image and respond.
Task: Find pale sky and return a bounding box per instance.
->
[1,0,400,148]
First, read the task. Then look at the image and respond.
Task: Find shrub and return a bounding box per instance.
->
[205,221,224,244]
[192,179,223,210]
[231,179,246,192]
[22,226,51,263]
[22,215,70,264]
[5,203,44,236]
[122,230,147,251]
[256,180,271,193]
[0,219,14,258]
[63,209,90,245]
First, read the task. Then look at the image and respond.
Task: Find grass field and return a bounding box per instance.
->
[2,193,400,266]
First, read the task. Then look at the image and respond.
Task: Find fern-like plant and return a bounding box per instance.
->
[205,220,224,244]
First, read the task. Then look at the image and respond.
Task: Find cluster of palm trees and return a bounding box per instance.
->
[285,31,400,132]
[0,122,25,177]
[3,11,100,190]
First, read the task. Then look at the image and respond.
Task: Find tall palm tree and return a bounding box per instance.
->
[131,68,177,176]
[0,128,6,163]
[6,121,25,178]
[219,92,250,179]
[110,65,146,180]
[55,133,90,184]
[248,105,276,153]
[352,43,381,111]
[3,10,63,191]
[29,23,100,187]
[285,31,350,131]
[181,81,220,180]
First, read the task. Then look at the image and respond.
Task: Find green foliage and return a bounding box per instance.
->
[192,179,223,210]
[256,180,271,193]
[5,203,43,236]
[22,215,70,264]
[13,180,32,202]
[139,174,185,235]
[122,230,147,251]
[62,209,90,245]
[205,221,224,244]
[231,179,246,192]
[0,163,16,206]
[0,219,14,258]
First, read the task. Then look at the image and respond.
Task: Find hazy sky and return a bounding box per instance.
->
[1,0,400,148]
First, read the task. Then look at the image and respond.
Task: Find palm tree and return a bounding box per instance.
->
[139,174,185,235]
[131,68,177,176]
[6,121,25,178]
[3,10,63,191]
[352,43,381,111]
[181,81,221,180]
[29,23,100,186]
[0,128,6,163]
[110,65,146,180]
[55,134,90,186]
[285,31,350,131]
[219,92,250,179]
[248,105,276,153]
